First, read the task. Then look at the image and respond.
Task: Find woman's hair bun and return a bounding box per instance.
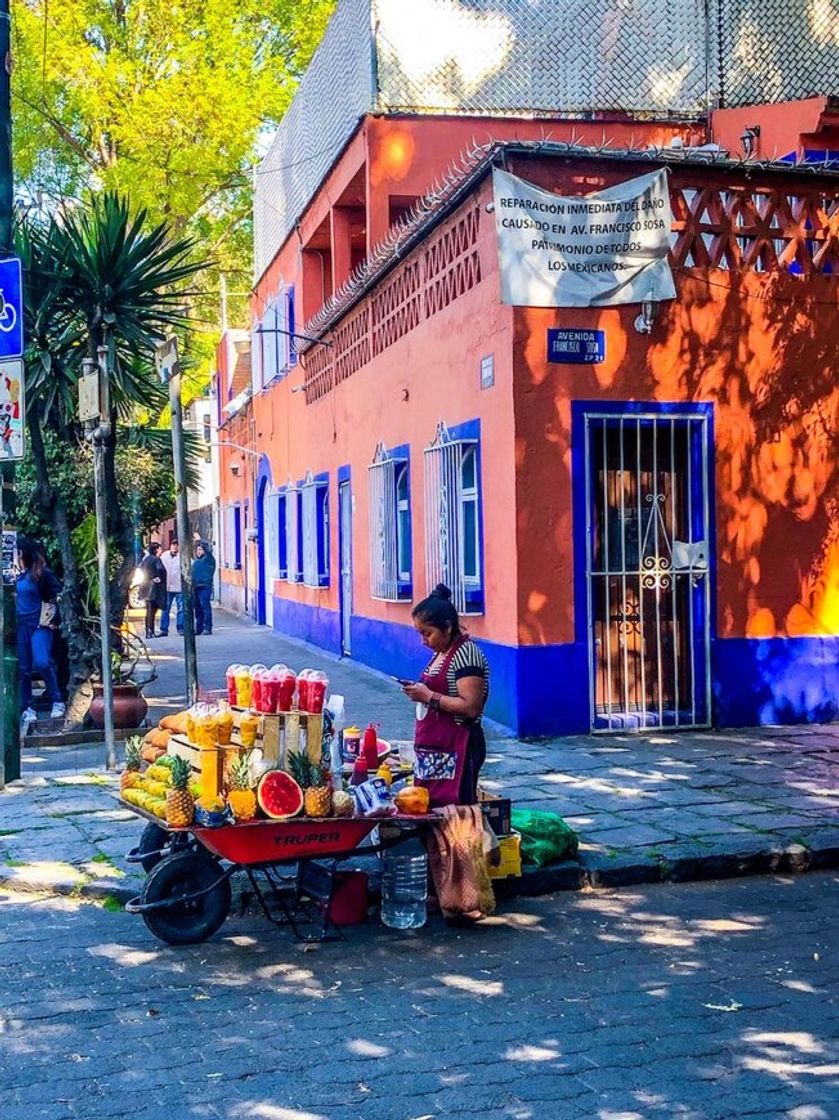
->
[430,583,452,602]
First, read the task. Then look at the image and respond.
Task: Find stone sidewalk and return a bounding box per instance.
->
[2,609,838,902]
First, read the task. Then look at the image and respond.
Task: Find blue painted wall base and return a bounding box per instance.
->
[261,589,839,736]
[713,636,839,726]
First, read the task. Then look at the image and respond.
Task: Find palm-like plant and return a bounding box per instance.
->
[16,193,211,713]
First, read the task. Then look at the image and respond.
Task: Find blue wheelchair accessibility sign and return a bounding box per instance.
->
[0,259,23,360]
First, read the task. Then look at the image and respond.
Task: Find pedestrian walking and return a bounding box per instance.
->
[17,538,65,725]
[139,542,167,639]
[158,540,183,636]
[192,540,216,636]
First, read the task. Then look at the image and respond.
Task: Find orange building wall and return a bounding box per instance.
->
[507,155,839,651]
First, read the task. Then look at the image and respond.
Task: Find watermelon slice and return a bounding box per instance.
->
[257,770,304,820]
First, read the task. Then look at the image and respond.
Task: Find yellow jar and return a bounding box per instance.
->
[185,709,197,744]
[235,670,252,709]
[240,713,259,748]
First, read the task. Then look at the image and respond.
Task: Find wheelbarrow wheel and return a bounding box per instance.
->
[141,852,232,946]
[137,822,171,874]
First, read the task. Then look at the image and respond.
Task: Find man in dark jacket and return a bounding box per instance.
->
[139,543,167,639]
[192,540,216,636]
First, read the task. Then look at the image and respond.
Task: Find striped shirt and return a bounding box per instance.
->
[424,639,490,722]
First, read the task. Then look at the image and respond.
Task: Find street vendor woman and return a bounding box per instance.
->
[402,584,490,807]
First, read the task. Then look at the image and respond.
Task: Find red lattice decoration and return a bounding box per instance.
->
[669,181,839,275]
[334,305,371,386]
[303,341,333,404]
[423,206,482,316]
[372,259,423,356]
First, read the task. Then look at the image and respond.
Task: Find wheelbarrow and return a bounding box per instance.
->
[122,804,434,946]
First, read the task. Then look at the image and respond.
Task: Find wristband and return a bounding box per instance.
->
[429,693,441,711]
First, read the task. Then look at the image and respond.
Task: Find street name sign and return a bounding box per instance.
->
[547,328,606,364]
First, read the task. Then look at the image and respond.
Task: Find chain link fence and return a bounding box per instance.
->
[255,0,839,280]
[717,0,839,106]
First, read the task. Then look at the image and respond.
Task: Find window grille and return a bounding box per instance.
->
[251,321,264,393]
[423,423,483,614]
[302,471,329,588]
[368,442,412,601]
[285,483,302,583]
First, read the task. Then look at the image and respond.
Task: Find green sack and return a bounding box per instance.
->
[510,808,579,868]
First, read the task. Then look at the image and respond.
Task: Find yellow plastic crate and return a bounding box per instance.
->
[489,831,522,879]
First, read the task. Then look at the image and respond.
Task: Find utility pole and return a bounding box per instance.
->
[156,337,198,704]
[0,0,18,789]
[83,352,116,770]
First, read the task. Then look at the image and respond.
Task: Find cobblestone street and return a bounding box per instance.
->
[1,872,836,1120]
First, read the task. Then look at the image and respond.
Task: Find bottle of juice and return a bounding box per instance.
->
[199,747,220,800]
[350,755,368,787]
[262,667,281,713]
[362,723,379,771]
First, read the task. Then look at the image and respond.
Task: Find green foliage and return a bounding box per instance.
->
[12,0,338,389]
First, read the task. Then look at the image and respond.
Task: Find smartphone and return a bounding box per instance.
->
[391,676,414,687]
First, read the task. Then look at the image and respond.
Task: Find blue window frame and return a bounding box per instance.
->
[287,287,297,367]
[233,504,242,570]
[368,442,412,601]
[277,491,288,579]
[302,471,329,587]
[423,420,484,614]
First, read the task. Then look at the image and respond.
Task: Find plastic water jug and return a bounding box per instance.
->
[380,839,427,930]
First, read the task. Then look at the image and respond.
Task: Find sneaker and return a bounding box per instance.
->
[21,707,37,726]
[50,702,67,720]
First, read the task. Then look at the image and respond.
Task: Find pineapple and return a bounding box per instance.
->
[120,737,143,793]
[289,750,332,818]
[166,755,195,827]
[227,753,257,822]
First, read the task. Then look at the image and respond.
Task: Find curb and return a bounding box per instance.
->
[0,873,140,906]
[516,838,839,896]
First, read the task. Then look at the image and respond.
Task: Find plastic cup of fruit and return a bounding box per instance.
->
[240,714,259,747]
[277,671,296,712]
[216,708,234,746]
[235,669,252,709]
[262,671,280,713]
[225,665,240,706]
[307,672,328,714]
[297,669,314,712]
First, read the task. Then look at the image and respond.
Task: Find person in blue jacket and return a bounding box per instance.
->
[17,538,65,724]
[192,540,216,636]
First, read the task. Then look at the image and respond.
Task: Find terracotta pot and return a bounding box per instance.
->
[89,682,148,730]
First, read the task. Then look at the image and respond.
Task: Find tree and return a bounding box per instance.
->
[12,0,338,389]
[18,194,207,710]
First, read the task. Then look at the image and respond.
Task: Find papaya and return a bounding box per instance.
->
[159,711,189,734]
[395,786,430,815]
[143,728,172,750]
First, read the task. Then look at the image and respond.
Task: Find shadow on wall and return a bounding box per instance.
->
[514,269,839,648]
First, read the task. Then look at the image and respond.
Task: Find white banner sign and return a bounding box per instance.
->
[493,167,676,308]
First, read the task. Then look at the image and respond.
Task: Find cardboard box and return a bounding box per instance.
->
[478,791,512,837]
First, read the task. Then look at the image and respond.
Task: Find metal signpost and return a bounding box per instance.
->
[81,352,116,771]
[0,271,23,788]
[155,337,198,704]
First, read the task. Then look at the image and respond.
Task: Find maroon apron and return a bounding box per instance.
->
[414,639,470,808]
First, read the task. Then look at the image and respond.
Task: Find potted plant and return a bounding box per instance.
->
[89,632,157,730]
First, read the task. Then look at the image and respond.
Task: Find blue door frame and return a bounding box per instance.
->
[255,455,272,626]
[573,398,716,730]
